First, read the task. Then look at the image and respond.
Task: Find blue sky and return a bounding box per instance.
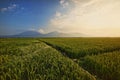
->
[0,0,60,35]
[0,0,120,37]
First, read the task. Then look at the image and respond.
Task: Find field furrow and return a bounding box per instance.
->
[40,38,120,80]
[81,51,120,80]
[0,38,96,80]
[40,38,120,58]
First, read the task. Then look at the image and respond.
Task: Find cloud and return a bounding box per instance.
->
[60,0,65,4]
[55,11,61,17]
[8,4,17,10]
[60,0,69,8]
[1,8,7,12]
[38,29,45,34]
[0,4,18,13]
[47,0,120,37]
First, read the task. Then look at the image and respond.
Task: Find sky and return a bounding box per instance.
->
[0,0,120,37]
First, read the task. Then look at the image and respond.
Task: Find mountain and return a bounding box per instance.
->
[13,31,43,37]
[0,31,88,37]
[44,31,68,37]
[44,31,87,37]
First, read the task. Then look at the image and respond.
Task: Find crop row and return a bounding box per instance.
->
[41,38,120,58]
[40,38,120,80]
[81,51,120,80]
[0,38,95,80]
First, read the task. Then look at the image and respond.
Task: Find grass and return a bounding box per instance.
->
[0,38,95,80]
[1,38,120,80]
[40,37,120,80]
[81,51,120,80]
[41,38,120,58]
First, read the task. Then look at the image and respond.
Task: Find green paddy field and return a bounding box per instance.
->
[0,38,120,80]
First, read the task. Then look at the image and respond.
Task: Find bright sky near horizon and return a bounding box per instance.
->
[0,0,120,37]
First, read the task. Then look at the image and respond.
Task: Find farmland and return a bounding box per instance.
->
[41,38,120,80]
[41,38,120,58]
[0,38,95,80]
[0,38,120,80]
[82,51,120,80]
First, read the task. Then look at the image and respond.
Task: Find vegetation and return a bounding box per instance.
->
[0,38,95,80]
[41,38,120,80]
[41,38,120,58]
[81,51,120,80]
[1,38,120,80]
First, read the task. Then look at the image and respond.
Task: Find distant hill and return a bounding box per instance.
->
[13,31,43,37]
[44,31,87,37]
[0,31,88,37]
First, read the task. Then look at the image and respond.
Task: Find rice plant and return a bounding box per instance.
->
[0,38,95,80]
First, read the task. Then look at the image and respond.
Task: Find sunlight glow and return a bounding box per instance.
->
[47,0,120,37]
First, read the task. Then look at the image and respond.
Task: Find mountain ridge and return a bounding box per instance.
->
[0,30,88,37]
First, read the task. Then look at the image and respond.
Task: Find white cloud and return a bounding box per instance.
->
[60,0,65,5]
[29,28,36,31]
[55,11,61,17]
[38,29,45,34]
[47,0,120,37]
[0,4,17,13]
[63,2,69,8]
[1,8,7,12]
[60,0,69,8]
[8,4,17,10]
